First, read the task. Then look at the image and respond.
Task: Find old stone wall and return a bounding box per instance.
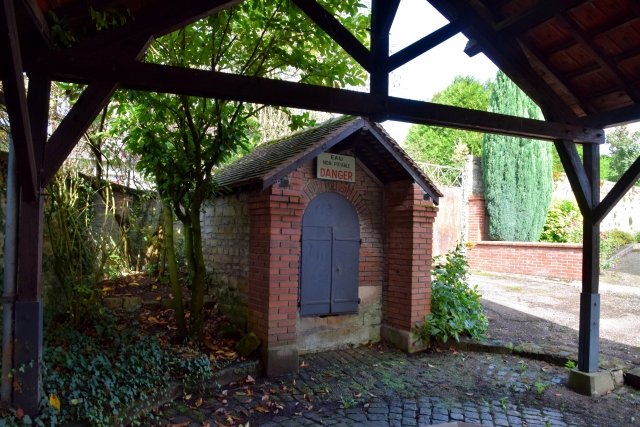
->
[201,192,250,329]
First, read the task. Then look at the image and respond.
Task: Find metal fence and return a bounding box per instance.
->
[416,162,464,187]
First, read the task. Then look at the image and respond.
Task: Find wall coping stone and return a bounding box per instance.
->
[472,241,582,249]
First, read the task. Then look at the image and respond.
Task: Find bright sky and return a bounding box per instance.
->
[382,0,639,147]
[382,0,498,144]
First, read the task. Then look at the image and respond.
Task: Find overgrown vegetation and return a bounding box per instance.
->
[413,245,488,344]
[0,310,214,426]
[539,200,582,244]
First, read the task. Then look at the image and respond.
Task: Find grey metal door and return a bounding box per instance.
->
[300,192,360,316]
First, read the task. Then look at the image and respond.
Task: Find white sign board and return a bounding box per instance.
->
[317,153,356,183]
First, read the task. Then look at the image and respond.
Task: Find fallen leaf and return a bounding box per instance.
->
[155,296,162,301]
[294,412,303,416]
[49,394,61,412]
[435,348,442,353]
[466,393,474,396]
[202,423,211,427]
[428,364,436,368]
[300,361,309,367]
[304,393,311,401]
[255,406,269,413]
[353,393,361,398]
[364,403,370,408]
[16,407,24,420]
[170,423,190,427]
[292,379,296,386]
[71,398,79,406]
[555,394,562,397]
[246,375,255,383]
[214,408,227,415]
[221,390,228,396]
[195,397,203,407]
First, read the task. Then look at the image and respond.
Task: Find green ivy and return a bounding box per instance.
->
[1,310,214,426]
[413,245,488,344]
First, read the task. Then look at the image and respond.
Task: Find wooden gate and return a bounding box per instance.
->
[300,193,360,316]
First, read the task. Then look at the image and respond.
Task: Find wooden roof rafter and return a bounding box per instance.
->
[556,11,640,103]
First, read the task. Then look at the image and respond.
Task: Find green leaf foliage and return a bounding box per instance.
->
[481,71,552,242]
[0,312,214,427]
[113,0,369,341]
[403,75,492,166]
[539,200,582,243]
[413,245,488,344]
[607,126,640,183]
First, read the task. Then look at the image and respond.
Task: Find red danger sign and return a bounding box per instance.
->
[316,153,356,183]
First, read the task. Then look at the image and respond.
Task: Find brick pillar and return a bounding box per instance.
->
[468,195,487,242]
[247,171,305,377]
[381,180,437,353]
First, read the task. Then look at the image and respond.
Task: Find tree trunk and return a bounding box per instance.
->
[187,196,207,342]
[161,195,187,338]
[183,223,197,282]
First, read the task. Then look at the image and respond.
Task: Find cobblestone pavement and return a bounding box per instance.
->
[158,346,640,427]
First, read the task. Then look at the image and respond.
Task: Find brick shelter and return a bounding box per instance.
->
[202,116,442,376]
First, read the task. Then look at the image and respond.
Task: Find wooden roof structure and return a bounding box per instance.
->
[215,116,443,201]
[3,0,640,414]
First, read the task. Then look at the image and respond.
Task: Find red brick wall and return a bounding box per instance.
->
[467,196,583,281]
[384,181,438,332]
[247,171,305,348]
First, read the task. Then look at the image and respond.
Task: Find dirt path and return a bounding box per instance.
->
[471,268,640,367]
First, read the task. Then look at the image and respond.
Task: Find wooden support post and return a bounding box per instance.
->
[12,74,50,416]
[370,0,389,101]
[578,143,600,373]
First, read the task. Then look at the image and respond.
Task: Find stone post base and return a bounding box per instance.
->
[260,344,299,377]
[381,324,429,354]
[568,369,615,396]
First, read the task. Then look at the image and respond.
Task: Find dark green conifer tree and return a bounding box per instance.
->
[481,71,552,241]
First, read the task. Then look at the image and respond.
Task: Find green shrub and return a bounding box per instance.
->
[539,200,582,243]
[1,310,215,427]
[608,229,636,246]
[413,245,488,344]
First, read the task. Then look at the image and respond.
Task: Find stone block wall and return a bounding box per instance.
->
[201,192,250,329]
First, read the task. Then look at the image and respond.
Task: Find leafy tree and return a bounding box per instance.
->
[403,75,492,166]
[116,0,369,341]
[482,71,552,242]
[607,126,640,183]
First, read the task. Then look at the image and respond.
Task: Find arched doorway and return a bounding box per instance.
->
[300,192,360,316]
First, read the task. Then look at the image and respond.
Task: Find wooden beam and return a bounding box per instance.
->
[17,0,55,50]
[0,0,37,201]
[428,0,583,126]
[26,73,50,170]
[291,0,373,72]
[370,0,389,100]
[41,81,116,186]
[387,20,467,71]
[67,0,243,57]
[495,0,584,35]
[544,15,639,57]
[557,12,640,103]
[581,104,640,129]
[380,0,402,33]
[23,50,607,144]
[519,39,597,114]
[553,139,593,216]
[593,155,640,225]
[578,143,600,373]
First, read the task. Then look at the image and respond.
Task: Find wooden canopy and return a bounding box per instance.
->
[3,0,640,414]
